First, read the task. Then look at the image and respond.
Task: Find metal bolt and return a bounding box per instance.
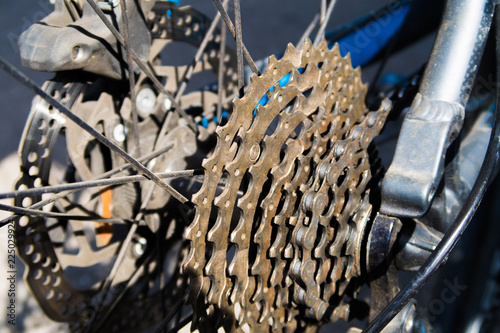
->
[113,124,127,142]
[164,97,173,111]
[136,87,157,117]
[133,237,147,257]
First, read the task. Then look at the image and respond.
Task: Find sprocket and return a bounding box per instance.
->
[184,38,391,332]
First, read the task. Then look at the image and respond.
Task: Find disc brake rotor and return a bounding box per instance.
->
[184,38,391,332]
[15,3,237,332]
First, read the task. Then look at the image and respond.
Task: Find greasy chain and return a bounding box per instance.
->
[184,38,391,331]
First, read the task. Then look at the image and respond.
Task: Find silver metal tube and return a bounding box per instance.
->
[381,0,494,218]
[420,0,494,106]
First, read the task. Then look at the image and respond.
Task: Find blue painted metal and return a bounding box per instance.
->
[333,4,411,67]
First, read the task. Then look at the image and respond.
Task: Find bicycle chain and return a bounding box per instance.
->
[184,38,391,331]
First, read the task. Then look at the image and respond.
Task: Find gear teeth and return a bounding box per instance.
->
[267,54,279,70]
[345,51,353,65]
[316,37,329,52]
[283,42,301,64]
[184,36,392,331]
[298,38,313,56]
[329,42,341,56]
[249,70,259,82]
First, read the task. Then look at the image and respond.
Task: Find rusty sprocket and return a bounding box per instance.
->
[184,38,391,332]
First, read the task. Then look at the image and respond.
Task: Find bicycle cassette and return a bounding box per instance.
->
[184,38,391,332]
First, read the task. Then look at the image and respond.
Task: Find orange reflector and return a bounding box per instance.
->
[95,189,113,247]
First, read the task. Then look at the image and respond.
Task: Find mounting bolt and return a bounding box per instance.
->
[164,97,173,111]
[136,87,157,117]
[133,237,147,257]
[113,124,127,142]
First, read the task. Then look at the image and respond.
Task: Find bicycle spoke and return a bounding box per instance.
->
[92,250,157,331]
[314,0,337,46]
[79,15,226,320]
[85,0,198,133]
[213,0,260,75]
[174,0,229,103]
[0,56,189,204]
[156,228,167,328]
[217,0,228,124]
[84,222,140,332]
[233,0,244,97]
[85,181,158,331]
[321,0,327,27]
[167,313,193,333]
[154,292,189,333]
[0,145,173,227]
[297,13,320,48]
[0,169,200,200]
[0,203,126,224]
[119,0,141,156]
